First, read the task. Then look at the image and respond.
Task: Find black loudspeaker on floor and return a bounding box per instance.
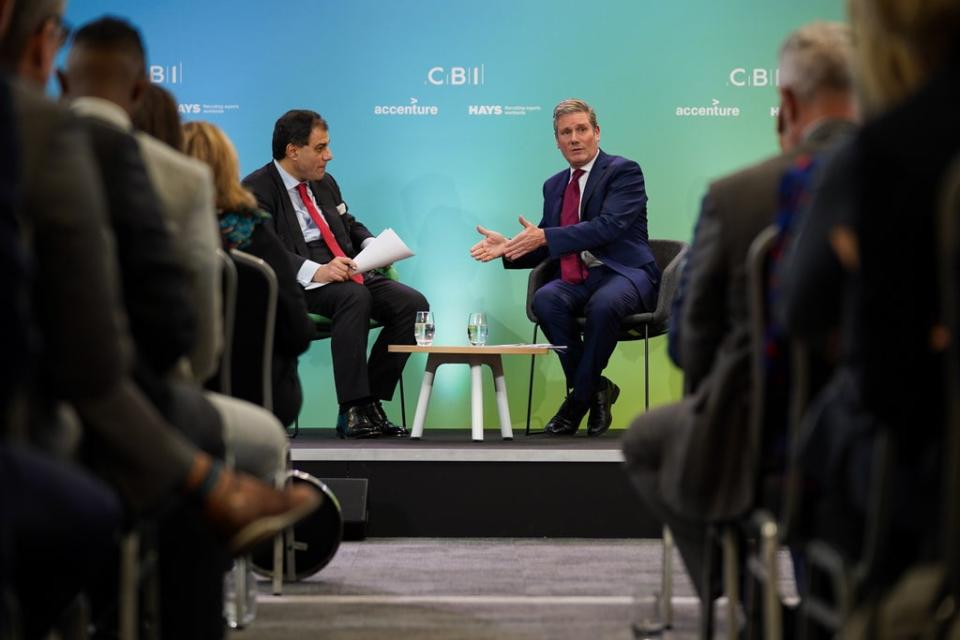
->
[318,477,369,541]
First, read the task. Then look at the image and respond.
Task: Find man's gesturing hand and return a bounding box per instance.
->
[469,225,508,262]
[313,256,357,283]
[503,216,546,260]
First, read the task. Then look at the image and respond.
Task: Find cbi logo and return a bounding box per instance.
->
[728,67,780,88]
[426,65,485,86]
[149,62,183,85]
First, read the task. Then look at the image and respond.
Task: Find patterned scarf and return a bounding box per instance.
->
[218,207,271,250]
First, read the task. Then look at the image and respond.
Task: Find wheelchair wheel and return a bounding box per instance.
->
[250,470,343,581]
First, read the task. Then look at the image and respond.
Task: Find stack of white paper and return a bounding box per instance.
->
[304,228,414,289]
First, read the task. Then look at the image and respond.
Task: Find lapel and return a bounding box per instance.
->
[266,162,308,255]
[546,174,566,225]
[579,150,610,217]
[308,180,353,254]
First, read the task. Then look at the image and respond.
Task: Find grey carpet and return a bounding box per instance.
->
[228,538,797,639]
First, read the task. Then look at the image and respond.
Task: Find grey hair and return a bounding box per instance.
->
[0,0,64,68]
[778,21,854,103]
[552,98,598,135]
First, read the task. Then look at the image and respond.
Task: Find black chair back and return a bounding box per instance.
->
[209,249,237,396]
[938,154,960,597]
[229,250,278,412]
[746,225,780,490]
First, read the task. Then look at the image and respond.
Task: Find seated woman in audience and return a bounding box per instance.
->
[183,121,314,427]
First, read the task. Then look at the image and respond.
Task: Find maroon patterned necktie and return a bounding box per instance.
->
[559,168,588,284]
[296,182,363,284]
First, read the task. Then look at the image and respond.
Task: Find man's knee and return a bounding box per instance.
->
[621,402,684,472]
[401,288,429,316]
[336,283,373,316]
[584,293,634,326]
[532,285,568,321]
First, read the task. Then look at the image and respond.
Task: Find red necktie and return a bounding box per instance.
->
[559,168,588,284]
[296,182,363,285]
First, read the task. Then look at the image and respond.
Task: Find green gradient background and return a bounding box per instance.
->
[65,1,844,429]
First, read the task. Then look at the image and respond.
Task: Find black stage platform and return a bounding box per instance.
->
[291,429,659,539]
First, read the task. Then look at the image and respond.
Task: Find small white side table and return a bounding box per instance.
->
[388,345,551,441]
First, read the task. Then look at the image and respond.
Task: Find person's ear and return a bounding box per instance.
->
[130,74,148,109]
[779,87,799,128]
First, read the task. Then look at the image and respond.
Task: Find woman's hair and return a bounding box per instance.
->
[182,121,257,212]
[133,83,183,151]
[848,0,960,115]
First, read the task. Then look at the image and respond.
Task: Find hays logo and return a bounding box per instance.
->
[426,65,485,86]
[468,105,502,116]
[178,104,201,114]
[728,67,780,88]
[149,63,183,85]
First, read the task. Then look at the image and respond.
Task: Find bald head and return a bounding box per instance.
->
[59,16,148,116]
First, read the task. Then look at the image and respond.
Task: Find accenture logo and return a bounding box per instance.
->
[675,99,741,118]
[373,97,439,116]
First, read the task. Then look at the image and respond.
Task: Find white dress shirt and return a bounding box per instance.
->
[274,160,373,287]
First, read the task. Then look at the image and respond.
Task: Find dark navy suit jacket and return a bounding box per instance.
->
[506,149,659,309]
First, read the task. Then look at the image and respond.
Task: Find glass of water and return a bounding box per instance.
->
[414,311,435,346]
[467,312,489,346]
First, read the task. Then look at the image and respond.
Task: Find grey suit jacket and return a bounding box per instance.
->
[13,79,196,510]
[136,132,222,382]
[678,119,858,392]
[660,118,857,520]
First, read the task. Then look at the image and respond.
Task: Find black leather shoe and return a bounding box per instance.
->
[335,406,380,439]
[366,401,409,437]
[587,377,620,437]
[545,396,589,436]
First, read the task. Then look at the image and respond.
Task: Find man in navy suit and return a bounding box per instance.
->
[472,99,659,436]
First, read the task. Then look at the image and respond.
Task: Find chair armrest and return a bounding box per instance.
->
[374,264,400,281]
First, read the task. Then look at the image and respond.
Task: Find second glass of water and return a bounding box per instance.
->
[414,311,435,346]
[467,312,488,346]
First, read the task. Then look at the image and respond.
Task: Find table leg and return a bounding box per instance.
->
[411,356,438,439]
[489,357,513,440]
[470,363,484,441]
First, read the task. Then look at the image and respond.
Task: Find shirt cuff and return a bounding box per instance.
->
[297,259,323,287]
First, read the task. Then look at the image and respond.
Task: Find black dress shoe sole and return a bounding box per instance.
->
[336,429,380,439]
[545,425,579,436]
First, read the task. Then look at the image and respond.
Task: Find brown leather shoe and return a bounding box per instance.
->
[204,469,322,555]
